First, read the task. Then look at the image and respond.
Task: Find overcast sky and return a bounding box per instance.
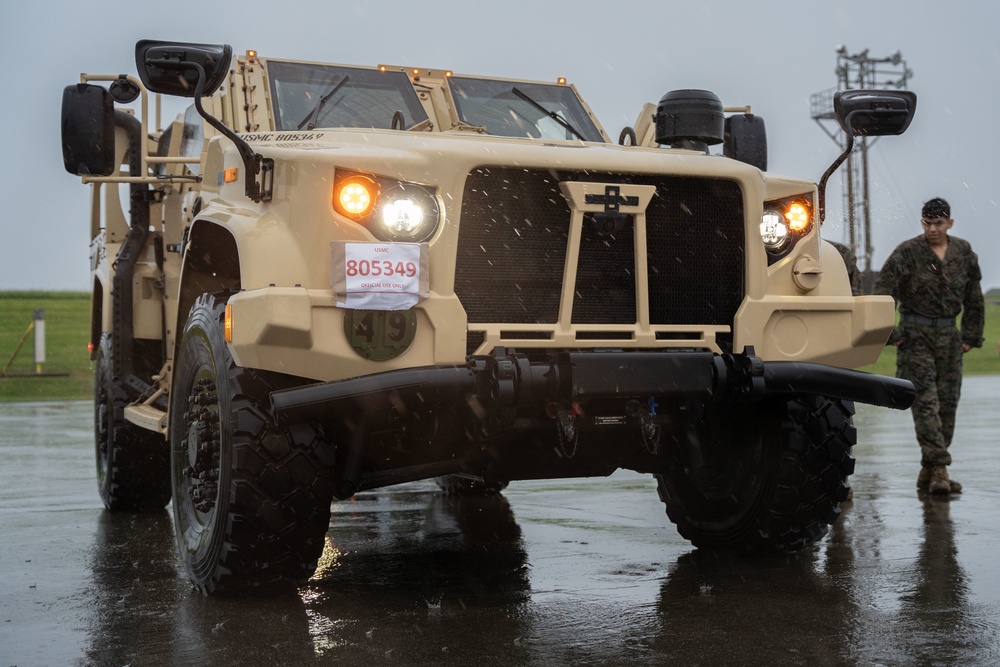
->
[3,0,997,290]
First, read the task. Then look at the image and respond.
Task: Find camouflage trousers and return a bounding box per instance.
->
[896,324,963,467]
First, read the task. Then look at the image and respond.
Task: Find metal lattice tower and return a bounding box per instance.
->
[811,47,912,274]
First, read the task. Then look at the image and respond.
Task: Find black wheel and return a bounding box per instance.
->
[170,294,335,594]
[435,475,510,497]
[656,395,856,553]
[94,332,170,511]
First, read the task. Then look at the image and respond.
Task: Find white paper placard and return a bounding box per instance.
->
[332,242,429,310]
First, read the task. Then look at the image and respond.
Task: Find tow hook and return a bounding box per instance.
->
[547,401,580,458]
[627,399,661,454]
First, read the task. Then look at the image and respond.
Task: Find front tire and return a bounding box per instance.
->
[170,294,335,594]
[94,332,170,511]
[656,395,856,553]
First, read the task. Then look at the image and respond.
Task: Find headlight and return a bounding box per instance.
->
[381,198,424,235]
[760,208,789,250]
[375,182,438,242]
[761,195,813,263]
[334,171,440,242]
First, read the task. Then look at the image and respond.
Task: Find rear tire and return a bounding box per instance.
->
[94,333,170,511]
[656,395,856,553]
[170,294,335,594]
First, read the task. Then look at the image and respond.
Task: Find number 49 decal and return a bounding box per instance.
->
[343,308,417,361]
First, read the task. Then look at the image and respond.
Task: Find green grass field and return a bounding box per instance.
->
[0,291,92,402]
[1,292,997,402]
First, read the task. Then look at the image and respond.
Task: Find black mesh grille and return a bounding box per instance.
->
[641,176,745,325]
[456,167,745,340]
[572,217,636,324]
[456,168,569,324]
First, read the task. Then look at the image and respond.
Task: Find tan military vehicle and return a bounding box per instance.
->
[62,40,915,594]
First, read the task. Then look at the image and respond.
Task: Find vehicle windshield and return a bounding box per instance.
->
[448,77,604,142]
[266,61,429,131]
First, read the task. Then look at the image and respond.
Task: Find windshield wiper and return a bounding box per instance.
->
[296,75,350,130]
[511,87,586,140]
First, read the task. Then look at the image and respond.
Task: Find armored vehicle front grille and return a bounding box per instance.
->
[456,167,745,351]
[455,169,569,325]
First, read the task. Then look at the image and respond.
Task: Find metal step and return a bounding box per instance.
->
[124,404,167,434]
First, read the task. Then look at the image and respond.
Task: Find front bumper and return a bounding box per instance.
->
[271,347,914,428]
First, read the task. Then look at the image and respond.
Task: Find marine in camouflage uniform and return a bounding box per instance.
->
[874,198,984,495]
[829,240,862,295]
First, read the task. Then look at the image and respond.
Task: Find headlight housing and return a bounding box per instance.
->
[333,170,440,242]
[760,195,813,264]
[760,208,790,251]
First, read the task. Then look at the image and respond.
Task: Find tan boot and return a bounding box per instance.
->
[917,466,932,491]
[947,470,962,494]
[928,466,959,494]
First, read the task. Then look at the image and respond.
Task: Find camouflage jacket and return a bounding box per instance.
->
[829,240,862,296]
[874,234,984,348]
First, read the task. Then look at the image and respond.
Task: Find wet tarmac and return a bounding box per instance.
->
[2,377,999,666]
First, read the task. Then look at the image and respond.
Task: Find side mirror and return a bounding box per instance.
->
[834,89,916,137]
[132,38,270,202]
[61,83,115,176]
[724,114,767,171]
[818,89,917,221]
[134,39,232,98]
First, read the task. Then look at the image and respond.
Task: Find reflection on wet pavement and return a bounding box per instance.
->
[1,376,999,665]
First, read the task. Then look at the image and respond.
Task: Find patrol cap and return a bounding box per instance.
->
[922,197,950,219]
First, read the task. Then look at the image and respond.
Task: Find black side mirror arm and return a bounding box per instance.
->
[817,122,856,223]
[147,58,273,203]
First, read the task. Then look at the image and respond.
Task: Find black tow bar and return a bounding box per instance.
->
[270,348,914,426]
